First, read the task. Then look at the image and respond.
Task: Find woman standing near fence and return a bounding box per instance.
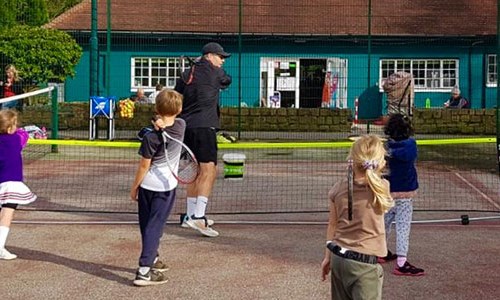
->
[0,65,23,109]
[321,135,393,300]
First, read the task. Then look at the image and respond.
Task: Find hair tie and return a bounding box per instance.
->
[362,160,378,170]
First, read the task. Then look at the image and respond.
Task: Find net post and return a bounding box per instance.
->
[497,0,500,176]
[107,96,115,141]
[50,86,59,153]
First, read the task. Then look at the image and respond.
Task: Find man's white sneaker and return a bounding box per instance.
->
[0,248,17,260]
[180,214,214,228]
[185,216,219,237]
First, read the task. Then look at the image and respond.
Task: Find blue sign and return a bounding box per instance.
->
[90,96,115,119]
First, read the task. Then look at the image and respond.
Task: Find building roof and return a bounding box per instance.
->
[46,0,496,36]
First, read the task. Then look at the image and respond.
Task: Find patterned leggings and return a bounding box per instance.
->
[384,198,413,257]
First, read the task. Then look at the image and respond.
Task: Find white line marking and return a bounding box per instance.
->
[453,172,500,210]
[12,216,500,225]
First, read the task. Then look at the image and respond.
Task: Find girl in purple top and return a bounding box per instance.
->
[0,109,36,260]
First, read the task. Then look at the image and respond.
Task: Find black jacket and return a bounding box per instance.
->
[175,58,231,129]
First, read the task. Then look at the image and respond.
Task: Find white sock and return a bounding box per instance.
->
[186,197,197,217]
[0,226,10,249]
[194,196,208,218]
[139,266,150,275]
[397,256,407,267]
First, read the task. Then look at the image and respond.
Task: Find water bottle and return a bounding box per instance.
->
[425,98,431,109]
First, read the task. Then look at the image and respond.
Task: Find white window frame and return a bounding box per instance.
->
[379,59,459,92]
[130,57,189,92]
[486,54,497,87]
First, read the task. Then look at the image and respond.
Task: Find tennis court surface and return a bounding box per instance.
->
[1,211,499,300]
[2,138,498,299]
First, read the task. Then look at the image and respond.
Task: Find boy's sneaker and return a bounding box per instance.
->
[185,215,219,237]
[180,214,214,228]
[377,250,398,264]
[133,269,169,287]
[151,259,169,272]
[393,261,425,276]
[0,248,17,260]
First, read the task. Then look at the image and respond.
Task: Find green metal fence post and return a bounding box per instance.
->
[106,0,111,96]
[497,0,500,175]
[51,87,59,153]
[237,0,242,140]
[90,0,99,139]
[90,0,98,98]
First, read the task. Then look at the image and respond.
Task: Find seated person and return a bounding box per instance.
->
[148,83,164,104]
[134,88,149,103]
[444,87,469,109]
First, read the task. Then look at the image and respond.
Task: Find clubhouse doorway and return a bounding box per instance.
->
[260,57,348,108]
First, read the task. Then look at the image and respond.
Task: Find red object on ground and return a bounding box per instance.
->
[352,97,359,127]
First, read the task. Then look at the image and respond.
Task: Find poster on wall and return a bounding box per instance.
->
[322,70,341,108]
[268,91,281,108]
[326,58,348,108]
[322,72,332,108]
[277,77,295,91]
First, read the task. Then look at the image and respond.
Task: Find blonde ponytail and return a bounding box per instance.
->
[349,135,393,214]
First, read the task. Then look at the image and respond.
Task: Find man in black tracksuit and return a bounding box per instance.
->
[175,42,231,237]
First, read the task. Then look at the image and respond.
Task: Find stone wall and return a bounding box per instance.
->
[413,108,496,134]
[19,103,497,135]
[219,107,352,132]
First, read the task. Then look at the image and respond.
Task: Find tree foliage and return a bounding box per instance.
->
[46,0,82,20]
[18,0,50,26]
[0,0,49,27]
[0,0,18,28]
[0,26,82,84]
[0,0,82,27]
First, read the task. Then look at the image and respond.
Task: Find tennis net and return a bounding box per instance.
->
[21,138,500,217]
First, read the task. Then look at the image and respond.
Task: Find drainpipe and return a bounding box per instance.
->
[468,40,484,108]
[367,0,372,90]
[237,0,242,140]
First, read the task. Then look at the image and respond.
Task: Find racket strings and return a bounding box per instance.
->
[162,132,199,184]
[165,141,182,172]
[177,147,198,183]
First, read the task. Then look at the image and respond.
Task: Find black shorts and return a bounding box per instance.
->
[0,203,18,210]
[183,127,218,164]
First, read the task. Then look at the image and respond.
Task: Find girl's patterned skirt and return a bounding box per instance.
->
[0,181,37,206]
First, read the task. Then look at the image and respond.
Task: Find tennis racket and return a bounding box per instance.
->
[347,159,354,221]
[161,130,200,184]
[178,55,197,85]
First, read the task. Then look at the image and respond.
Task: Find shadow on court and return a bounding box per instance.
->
[9,246,134,286]
[1,212,500,300]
